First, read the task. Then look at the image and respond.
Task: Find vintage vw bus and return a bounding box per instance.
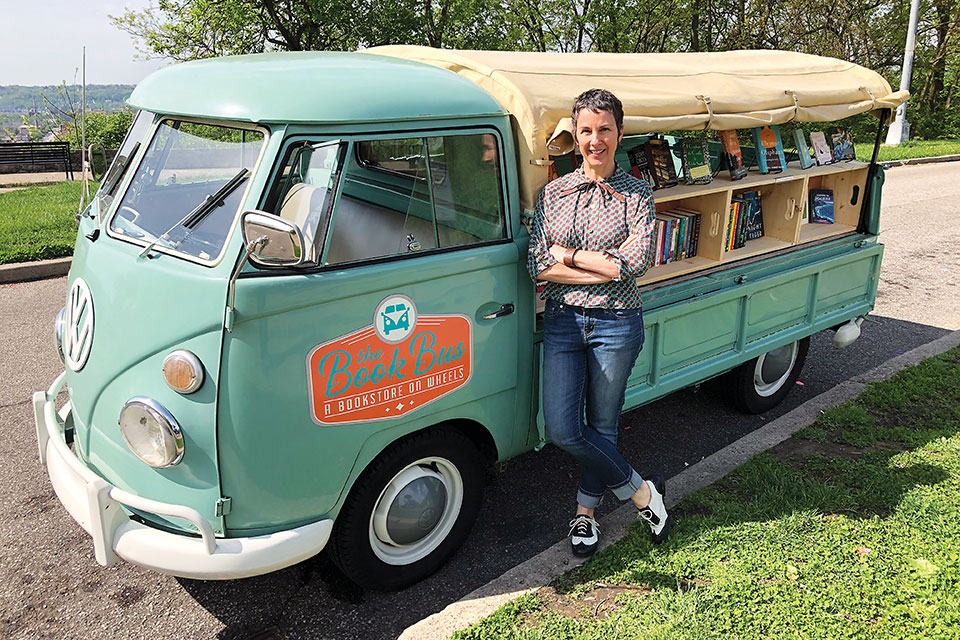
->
[34,48,908,589]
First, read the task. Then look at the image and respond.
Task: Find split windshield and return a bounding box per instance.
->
[109,119,264,262]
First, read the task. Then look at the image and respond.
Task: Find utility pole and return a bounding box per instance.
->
[886,0,921,145]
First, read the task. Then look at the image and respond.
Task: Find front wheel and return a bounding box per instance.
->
[729,337,810,414]
[327,428,485,590]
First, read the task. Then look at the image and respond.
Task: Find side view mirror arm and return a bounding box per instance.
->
[224,236,266,333]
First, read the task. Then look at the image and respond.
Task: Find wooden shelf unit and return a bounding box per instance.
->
[636,161,868,286]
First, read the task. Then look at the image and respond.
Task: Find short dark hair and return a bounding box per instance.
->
[572,89,624,134]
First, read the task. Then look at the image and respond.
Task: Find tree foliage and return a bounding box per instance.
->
[112,0,960,140]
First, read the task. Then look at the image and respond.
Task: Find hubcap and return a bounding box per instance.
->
[753,341,799,397]
[370,457,463,565]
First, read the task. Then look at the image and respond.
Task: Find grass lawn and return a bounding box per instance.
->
[456,347,960,640]
[0,181,92,265]
[855,139,960,162]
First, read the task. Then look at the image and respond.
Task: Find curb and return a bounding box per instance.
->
[399,329,960,640]
[880,153,960,168]
[0,257,71,285]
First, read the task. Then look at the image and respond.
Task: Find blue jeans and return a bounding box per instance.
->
[542,299,645,509]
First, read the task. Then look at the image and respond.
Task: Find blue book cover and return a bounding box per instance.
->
[809,188,835,223]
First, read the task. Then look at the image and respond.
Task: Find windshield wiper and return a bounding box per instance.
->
[138,168,249,257]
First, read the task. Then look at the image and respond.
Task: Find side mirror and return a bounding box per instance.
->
[240,211,307,267]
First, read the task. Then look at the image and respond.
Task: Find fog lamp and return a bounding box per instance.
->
[162,350,204,394]
[118,397,184,468]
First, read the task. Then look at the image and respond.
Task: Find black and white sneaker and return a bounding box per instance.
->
[568,514,600,557]
[637,476,670,544]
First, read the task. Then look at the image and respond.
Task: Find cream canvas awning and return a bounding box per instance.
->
[364,46,908,210]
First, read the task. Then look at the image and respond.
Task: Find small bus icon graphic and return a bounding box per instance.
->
[381,304,410,335]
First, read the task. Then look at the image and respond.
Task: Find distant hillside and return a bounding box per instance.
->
[0,84,135,113]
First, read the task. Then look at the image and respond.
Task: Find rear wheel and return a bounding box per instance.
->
[327,428,485,590]
[729,337,810,414]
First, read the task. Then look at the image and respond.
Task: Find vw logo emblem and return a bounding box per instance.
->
[64,278,94,371]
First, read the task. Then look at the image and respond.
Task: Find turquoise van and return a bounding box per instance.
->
[34,47,907,589]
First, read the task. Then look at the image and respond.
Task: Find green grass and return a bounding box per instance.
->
[855,139,960,162]
[0,181,92,265]
[455,347,960,640]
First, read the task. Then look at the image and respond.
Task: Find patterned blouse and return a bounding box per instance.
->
[526,166,657,309]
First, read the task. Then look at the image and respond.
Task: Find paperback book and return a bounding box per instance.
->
[831,128,855,162]
[793,130,814,169]
[809,188,835,223]
[718,130,747,180]
[810,132,833,165]
[751,126,785,174]
[645,138,679,189]
[626,146,655,185]
[738,190,765,241]
[680,137,713,185]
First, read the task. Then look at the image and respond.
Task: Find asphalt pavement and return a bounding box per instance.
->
[0,162,958,640]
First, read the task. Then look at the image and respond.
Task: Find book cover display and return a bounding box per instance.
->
[626,146,655,185]
[680,137,713,185]
[809,188,835,223]
[645,138,680,189]
[793,130,814,169]
[739,190,765,240]
[751,126,786,174]
[809,132,833,165]
[718,130,747,180]
[831,128,856,162]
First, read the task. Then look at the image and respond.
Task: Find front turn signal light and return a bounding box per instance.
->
[162,350,204,394]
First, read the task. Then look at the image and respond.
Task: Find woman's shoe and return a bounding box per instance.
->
[568,514,600,557]
[637,476,670,544]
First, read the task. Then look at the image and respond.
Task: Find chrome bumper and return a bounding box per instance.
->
[33,372,333,580]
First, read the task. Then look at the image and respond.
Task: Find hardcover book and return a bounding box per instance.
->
[751,126,785,174]
[810,132,833,165]
[680,137,713,185]
[793,130,814,169]
[626,146,655,185]
[673,208,702,257]
[645,138,679,189]
[718,130,747,180]
[740,190,765,240]
[831,128,856,162]
[809,188,835,223]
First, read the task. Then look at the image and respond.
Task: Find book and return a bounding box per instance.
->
[626,146,654,185]
[809,189,835,223]
[680,137,713,185]
[725,201,741,251]
[810,132,833,165]
[718,130,747,180]
[793,130,814,169]
[645,138,679,189]
[674,208,702,257]
[740,190,765,241]
[831,128,856,162]
[751,126,785,174]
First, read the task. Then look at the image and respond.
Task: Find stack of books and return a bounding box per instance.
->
[652,208,702,266]
[725,190,764,251]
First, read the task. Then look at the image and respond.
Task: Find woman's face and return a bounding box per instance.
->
[574,108,622,178]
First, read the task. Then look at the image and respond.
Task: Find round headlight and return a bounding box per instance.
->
[54,307,66,364]
[118,398,184,468]
[162,350,204,394]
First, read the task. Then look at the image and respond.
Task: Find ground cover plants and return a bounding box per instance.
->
[0,181,92,265]
[455,347,960,640]
[856,139,960,162]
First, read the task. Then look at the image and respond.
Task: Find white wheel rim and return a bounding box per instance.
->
[369,456,464,566]
[753,341,799,397]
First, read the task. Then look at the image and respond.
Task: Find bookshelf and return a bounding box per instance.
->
[637,161,869,286]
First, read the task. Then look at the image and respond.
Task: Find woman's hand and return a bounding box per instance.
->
[549,243,568,263]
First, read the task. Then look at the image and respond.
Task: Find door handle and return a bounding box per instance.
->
[482,303,515,320]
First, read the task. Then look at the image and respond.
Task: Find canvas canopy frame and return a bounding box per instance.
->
[365,46,909,211]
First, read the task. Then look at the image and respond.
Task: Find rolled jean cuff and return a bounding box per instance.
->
[610,469,644,502]
[576,488,604,509]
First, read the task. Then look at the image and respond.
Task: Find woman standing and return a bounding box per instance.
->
[527,89,669,557]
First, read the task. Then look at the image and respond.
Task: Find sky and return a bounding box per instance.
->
[0,0,168,86]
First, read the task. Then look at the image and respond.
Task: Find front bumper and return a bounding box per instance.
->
[33,373,333,580]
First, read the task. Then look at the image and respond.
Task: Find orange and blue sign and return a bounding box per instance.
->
[307,295,473,425]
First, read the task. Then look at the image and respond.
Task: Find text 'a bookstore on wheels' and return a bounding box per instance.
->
[551,123,863,285]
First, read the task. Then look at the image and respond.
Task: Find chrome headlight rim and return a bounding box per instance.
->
[54,307,66,364]
[118,397,185,468]
[162,349,204,395]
